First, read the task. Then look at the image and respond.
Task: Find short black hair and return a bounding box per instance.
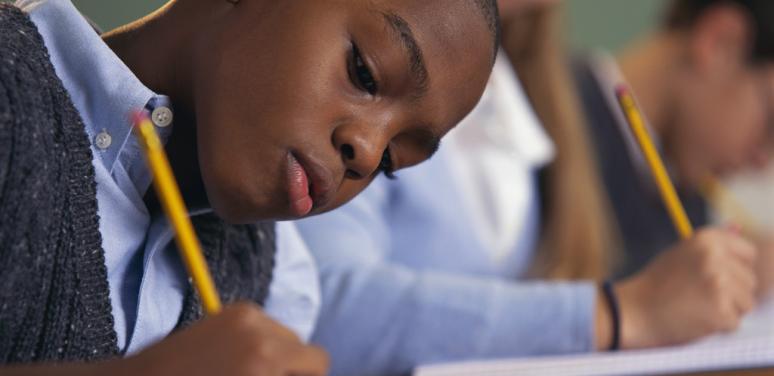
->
[665,0,774,62]
[473,0,502,63]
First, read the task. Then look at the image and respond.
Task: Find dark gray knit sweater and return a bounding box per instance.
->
[0,4,276,364]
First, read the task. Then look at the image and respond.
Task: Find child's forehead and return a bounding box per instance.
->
[368,0,493,52]
[363,0,492,32]
[366,0,495,118]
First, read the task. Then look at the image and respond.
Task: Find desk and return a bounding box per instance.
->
[691,368,774,376]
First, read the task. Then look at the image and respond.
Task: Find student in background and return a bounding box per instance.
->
[295,1,758,375]
[574,0,774,278]
[0,0,500,374]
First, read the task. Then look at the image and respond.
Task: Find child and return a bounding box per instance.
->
[0,0,500,374]
[295,2,758,375]
[574,0,774,277]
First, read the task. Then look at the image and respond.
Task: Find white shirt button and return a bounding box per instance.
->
[151,106,173,128]
[95,129,112,150]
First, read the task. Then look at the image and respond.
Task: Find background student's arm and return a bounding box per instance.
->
[1,303,328,376]
[297,182,759,375]
[295,180,597,376]
[597,228,758,350]
[753,235,774,298]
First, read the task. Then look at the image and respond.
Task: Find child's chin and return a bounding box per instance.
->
[211,205,256,225]
[213,198,306,224]
[209,194,264,224]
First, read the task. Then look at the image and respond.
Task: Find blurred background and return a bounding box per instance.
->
[57,0,668,52]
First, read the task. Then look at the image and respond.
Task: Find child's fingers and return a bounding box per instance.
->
[725,269,757,318]
[720,231,758,267]
[284,344,330,376]
[726,256,758,296]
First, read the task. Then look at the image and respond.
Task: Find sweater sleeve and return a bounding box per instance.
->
[295,181,596,376]
[0,79,11,197]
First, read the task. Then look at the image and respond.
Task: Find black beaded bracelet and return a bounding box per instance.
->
[602,280,621,351]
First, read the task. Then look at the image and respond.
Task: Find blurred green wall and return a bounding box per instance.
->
[71,0,166,30]
[63,0,668,52]
[566,0,668,51]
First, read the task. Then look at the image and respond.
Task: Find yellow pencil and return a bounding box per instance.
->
[133,112,222,315]
[616,85,694,239]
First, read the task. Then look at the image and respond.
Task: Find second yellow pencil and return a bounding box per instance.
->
[616,85,694,239]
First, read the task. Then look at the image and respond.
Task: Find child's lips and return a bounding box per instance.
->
[287,153,313,217]
[286,151,335,216]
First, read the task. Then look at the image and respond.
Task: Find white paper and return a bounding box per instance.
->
[415,298,774,376]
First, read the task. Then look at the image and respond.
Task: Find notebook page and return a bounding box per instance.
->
[414,297,774,376]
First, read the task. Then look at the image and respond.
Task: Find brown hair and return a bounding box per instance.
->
[501,5,620,280]
[666,0,774,62]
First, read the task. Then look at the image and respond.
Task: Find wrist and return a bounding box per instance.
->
[594,281,622,351]
[615,277,654,349]
[594,284,612,351]
[603,281,621,350]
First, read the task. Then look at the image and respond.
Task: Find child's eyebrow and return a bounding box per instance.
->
[381,11,430,98]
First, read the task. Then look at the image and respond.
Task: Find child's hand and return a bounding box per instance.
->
[2,303,328,376]
[125,302,329,376]
[611,228,758,349]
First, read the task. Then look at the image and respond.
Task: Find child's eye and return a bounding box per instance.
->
[349,43,379,95]
[379,148,397,179]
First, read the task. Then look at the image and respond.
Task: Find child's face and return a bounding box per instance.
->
[662,5,774,187]
[192,0,494,223]
[670,63,774,187]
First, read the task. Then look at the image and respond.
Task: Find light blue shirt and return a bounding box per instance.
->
[20,0,320,353]
[296,108,595,374]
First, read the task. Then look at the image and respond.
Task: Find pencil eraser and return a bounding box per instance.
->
[614,84,629,97]
[131,110,149,128]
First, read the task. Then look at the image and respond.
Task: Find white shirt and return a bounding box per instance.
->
[445,52,555,261]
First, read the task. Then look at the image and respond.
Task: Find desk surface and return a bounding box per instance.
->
[691,368,774,375]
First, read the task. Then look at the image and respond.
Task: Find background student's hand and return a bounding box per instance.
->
[123,302,329,376]
[612,227,758,349]
[753,233,774,298]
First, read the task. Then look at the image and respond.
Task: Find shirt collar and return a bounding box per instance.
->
[18,0,171,175]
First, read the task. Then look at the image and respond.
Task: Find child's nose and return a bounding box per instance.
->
[333,123,386,180]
